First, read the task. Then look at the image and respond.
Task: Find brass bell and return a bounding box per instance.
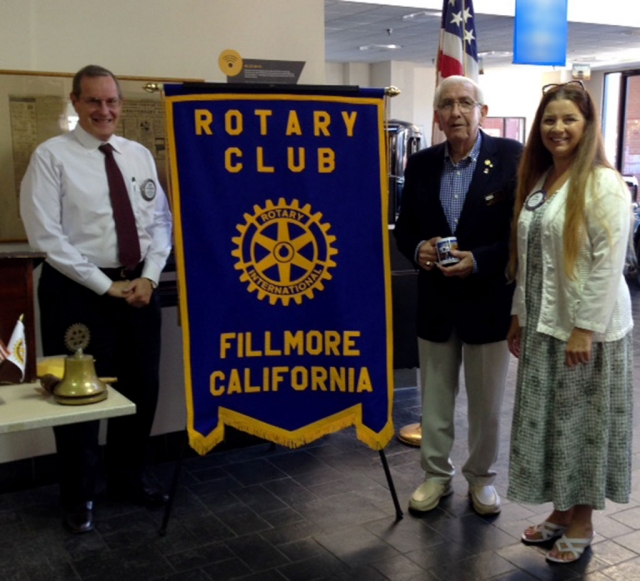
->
[53,349,108,405]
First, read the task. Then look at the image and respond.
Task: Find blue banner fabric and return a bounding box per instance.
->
[513,0,568,66]
[164,87,394,454]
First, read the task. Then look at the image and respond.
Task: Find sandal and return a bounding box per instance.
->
[521,521,567,544]
[546,533,595,563]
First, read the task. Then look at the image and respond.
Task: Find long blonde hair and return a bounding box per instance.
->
[507,82,613,280]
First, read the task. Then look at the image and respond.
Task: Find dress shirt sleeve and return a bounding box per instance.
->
[574,170,631,332]
[20,146,114,295]
[140,175,173,285]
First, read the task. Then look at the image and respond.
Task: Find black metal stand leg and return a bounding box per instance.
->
[158,430,189,536]
[379,449,403,520]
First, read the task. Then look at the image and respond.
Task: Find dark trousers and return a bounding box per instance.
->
[38,263,162,508]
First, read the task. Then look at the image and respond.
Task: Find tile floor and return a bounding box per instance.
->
[2,285,640,581]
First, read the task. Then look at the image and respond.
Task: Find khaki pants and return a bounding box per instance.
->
[418,331,510,486]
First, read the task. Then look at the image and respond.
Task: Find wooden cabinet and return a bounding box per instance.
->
[0,248,44,383]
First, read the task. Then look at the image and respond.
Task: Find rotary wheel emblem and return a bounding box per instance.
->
[64,323,91,353]
[231,198,338,306]
[13,338,26,365]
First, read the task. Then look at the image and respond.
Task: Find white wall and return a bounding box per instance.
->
[325,62,372,86]
[0,0,326,463]
[327,61,436,142]
[480,65,560,143]
[0,0,326,83]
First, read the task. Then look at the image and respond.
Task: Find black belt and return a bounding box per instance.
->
[100,263,144,281]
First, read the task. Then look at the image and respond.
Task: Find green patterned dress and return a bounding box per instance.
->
[507,202,633,510]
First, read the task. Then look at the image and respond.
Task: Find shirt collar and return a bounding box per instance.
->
[444,131,483,164]
[73,124,120,152]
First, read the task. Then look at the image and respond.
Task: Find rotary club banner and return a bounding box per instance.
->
[164,84,393,455]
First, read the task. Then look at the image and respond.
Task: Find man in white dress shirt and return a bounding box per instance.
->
[20,65,172,533]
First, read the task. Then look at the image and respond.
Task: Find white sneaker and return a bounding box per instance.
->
[409,480,453,512]
[469,485,501,515]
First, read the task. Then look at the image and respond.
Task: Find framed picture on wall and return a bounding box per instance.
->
[483,117,526,143]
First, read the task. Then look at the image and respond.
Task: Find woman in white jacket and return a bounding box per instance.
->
[506,81,633,564]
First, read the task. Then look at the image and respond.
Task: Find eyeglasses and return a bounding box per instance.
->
[80,97,122,109]
[437,98,480,113]
[542,80,585,94]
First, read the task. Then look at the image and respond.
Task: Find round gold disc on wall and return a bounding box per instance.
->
[218,49,244,77]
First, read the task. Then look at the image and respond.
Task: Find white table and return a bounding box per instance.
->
[0,383,135,434]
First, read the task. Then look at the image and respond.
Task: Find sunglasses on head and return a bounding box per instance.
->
[542,80,586,94]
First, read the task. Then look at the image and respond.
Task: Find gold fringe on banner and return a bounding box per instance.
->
[187,406,395,456]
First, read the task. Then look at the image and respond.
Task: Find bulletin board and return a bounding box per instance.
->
[0,70,201,242]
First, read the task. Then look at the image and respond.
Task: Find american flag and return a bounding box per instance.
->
[432,0,480,144]
[436,0,479,84]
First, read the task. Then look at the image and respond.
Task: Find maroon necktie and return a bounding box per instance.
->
[99,143,141,270]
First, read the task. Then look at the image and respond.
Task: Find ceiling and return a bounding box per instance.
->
[324,0,640,70]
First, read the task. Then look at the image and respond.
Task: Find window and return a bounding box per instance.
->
[604,70,640,187]
[482,117,526,143]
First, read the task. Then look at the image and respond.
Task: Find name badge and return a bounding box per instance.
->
[141,179,157,201]
[525,190,546,211]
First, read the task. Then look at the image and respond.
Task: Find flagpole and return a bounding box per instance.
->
[430,6,447,146]
[461,0,467,77]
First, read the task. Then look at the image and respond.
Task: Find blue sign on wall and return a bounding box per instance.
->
[513,0,568,66]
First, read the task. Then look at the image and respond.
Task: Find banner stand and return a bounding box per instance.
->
[157,430,403,536]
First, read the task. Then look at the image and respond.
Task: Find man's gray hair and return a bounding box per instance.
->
[433,75,484,109]
[72,64,122,100]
